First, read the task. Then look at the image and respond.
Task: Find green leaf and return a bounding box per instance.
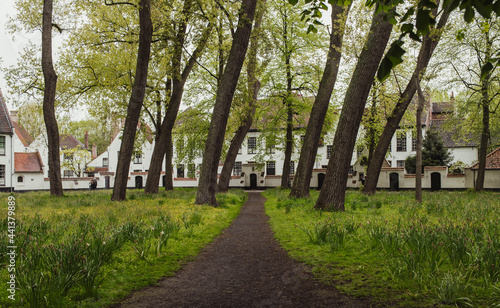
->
[377,56,393,82]
[401,7,415,23]
[386,41,406,66]
[307,24,318,34]
[494,0,500,15]
[464,5,475,23]
[409,31,422,42]
[389,16,397,25]
[481,62,494,80]
[416,9,431,35]
[472,1,493,19]
[401,23,413,33]
[288,0,299,5]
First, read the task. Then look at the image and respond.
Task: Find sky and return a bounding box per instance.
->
[0,1,40,111]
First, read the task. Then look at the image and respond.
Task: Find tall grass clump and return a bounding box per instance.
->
[264,189,500,307]
[0,188,246,307]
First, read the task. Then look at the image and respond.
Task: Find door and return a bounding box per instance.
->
[135,176,143,189]
[431,172,441,191]
[250,173,257,189]
[318,173,325,189]
[105,176,110,189]
[390,173,399,191]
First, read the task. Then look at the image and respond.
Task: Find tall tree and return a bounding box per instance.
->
[144,0,213,194]
[195,0,258,206]
[217,0,266,193]
[362,2,452,195]
[111,0,153,201]
[289,2,350,197]
[315,7,393,210]
[415,80,425,202]
[42,0,63,196]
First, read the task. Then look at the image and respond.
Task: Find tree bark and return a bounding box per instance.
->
[144,17,212,194]
[196,0,258,206]
[111,0,153,201]
[315,8,393,211]
[415,79,424,203]
[476,67,491,191]
[42,0,63,196]
[217,0,265,193]
[289,3,350,198]
[164,131,174,190]
[362,3,451,195]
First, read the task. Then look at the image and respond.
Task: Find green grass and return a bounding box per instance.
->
[0,188,246,307]
[264,188,500,308]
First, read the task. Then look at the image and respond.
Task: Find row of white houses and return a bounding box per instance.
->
[1,89,499,192]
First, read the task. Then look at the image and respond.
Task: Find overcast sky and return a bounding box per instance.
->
[0,1,37,110]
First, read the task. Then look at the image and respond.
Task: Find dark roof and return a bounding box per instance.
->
[430,120,477,148]
[470,146,500,170]
[0,91,13,135]
[60,134,85,150]
[431,102,454,114]
[12,121,34,146]
[15,152,44,173]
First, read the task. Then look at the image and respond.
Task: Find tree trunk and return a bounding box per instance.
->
[415,79,425,203]
[42,0,63,196]
[111,0,153,201]
[289,3,350,198]
[315,8,393,211]
[362,3,451,195]
[217,0,265,193]
[366,88,378,168]
[476,74,491,191]
[164,131,174,190]
[144,19,211,194]
[196,0,258,206]
[281,53,293,188]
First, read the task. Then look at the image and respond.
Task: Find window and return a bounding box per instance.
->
[266,161,276,176]
[233,162,242,176]
[248,137,257,154]
[348,166,354,175]
[388,142,392,152]
[0,136,5,155]
[396,132,407,152]
[17,176,23,183]
[187,163,195,178]
[64,153,73,161]
[64,170,74,177]
[397,160,405,168]
[0,165,4,185]
[103,157,109,167]
[289,161,295,175]
[412,131,417,151]
[134,154,142,164]
[327,145,333,159]
[266,141,275,154]
[177,164,184,178]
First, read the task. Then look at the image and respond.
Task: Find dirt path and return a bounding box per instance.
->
[115,192,372,307]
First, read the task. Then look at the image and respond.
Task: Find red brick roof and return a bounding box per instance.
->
[470,146,500,170]
[60,134,84,150]
[15,152,43,173]
[12,121,34,146]
[0,91,13,135]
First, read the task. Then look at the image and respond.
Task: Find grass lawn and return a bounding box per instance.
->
[264,188,500,308]
[0,188,246,307]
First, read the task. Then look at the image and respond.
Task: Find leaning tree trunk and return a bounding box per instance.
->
[415,79,425,203]
[111,0,153,201]
[164,131,174,190]
[196,0,258,206]
[42,0,63,196]
[217,0,265,193]
[289,3,350,198]
[362,2,451,195]
[315,8,393,211]
[144,20,211,194]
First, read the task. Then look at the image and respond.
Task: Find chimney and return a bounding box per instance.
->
[10,110,18,122]
[92,143,97,159]
[84,131,89,149]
